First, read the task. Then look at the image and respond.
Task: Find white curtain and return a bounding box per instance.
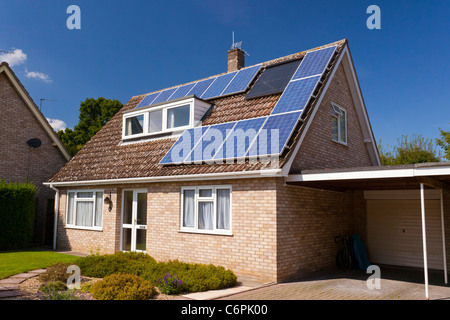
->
[183,190,195,228]
[76,201,93,227]
[198,202,213,230]
[216,189,230,230]
[67,192,75,225]
[95,192,103,227]
[167,109,175,129]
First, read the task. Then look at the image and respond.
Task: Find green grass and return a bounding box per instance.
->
[0,249,81,279]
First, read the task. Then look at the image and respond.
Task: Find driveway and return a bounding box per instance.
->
[217,266,450,300]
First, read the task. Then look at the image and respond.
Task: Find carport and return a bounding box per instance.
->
[286,162,450,299]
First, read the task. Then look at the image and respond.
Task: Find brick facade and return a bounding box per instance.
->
[0,72,67,244]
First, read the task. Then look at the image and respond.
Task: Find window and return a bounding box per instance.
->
[125,115,144,136]
[66,190,103,230]
[148,109,162,133]
[167,105,190,129]
[180,186,232,235]
[331,103,347,144]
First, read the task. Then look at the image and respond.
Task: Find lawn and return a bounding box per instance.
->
[0,249,81,279]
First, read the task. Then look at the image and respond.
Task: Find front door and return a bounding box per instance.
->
[122,190,147,252]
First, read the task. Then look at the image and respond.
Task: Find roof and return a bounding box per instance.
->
[0,62,72,161]
[48,39,353,184]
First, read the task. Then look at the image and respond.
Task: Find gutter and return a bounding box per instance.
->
[43,169,284,187]
[49,183,59,250]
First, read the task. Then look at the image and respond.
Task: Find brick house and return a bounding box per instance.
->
[45,40,450,288]
[0,62,71,244]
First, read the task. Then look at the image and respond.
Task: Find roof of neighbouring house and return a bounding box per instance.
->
[48,39,363,184]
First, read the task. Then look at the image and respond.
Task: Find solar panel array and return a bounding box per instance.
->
[135,64,261,109]
[159,46,337,165]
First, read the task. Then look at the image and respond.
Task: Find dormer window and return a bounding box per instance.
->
[122,96,211,140]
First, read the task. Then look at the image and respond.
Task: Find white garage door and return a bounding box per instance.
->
[366,191,444,270]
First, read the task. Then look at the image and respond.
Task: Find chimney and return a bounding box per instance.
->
[228,47,245,72]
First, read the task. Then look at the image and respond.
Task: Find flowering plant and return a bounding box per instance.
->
[156,272,186,295]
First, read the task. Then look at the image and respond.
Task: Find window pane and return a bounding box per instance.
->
[339,111,346,143]
[67,192,75,225]
[331,116,338,141]
[216,189,230,230]
[95,192,103,227]
[167,105,190,129]
[125,115,144,135]
[122,228,132,251]
[136,193,147,225]
[75,201,93,227]
[149,109,162,133]
[198,202,214,230]
[199,189,212,198]
[77,192,93,198]
[123,191,133,225]
[183,190,195,228]
[136,229,146,251]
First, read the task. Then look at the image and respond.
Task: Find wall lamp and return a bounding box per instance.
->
[104,192,113,212]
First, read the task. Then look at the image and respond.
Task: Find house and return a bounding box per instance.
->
[45,39,450,290]
[0,62,71,245]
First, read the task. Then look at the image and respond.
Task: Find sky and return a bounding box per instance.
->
[1,0,449,151]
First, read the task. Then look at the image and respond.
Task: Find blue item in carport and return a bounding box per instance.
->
[352,234,371,270]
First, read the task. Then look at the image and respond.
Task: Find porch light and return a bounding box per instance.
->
[104,192,113,212]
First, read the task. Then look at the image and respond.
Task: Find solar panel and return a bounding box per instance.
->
[187,78,216,98]
[151,87,178,104]
[169,83,197,100]
[135,92,161,109]
[247,111,301,157]
[201,72,237,99]
[188,122,237,163]
[213,117,267,161]
[270,75,320,115]
[292,46,336,80]
[159,126,208,164]
[221,65,261,96]
[246,59,301,99]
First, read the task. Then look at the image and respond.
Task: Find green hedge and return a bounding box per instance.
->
[77,252,237,293]
[0,181,37,250]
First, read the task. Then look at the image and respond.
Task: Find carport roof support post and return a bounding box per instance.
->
[420,183,429,300]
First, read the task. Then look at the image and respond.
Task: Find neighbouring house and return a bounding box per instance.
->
[0,62,71,245]
[45,39,450,289]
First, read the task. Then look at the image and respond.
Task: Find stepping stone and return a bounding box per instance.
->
[28,269,47,275]
[0,290,23,299]
[0,285,19,291]
[0,278,25,285]
[11,273,38,279]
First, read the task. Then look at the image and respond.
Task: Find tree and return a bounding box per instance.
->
[378,134,441,165]
[436,127,450,161]
[57,97,123,156]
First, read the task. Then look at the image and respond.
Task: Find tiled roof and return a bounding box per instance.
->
[48,40,346,183]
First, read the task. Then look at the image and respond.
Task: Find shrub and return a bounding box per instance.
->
[0,181,37,250]
[156,272,186,295]
[77,251,156,278]
[39,281,77,300]
[89,274,156,300]
[39,262,75,283]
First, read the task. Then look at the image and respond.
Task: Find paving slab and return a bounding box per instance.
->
[0,285,19,291]
[0,290,23,299]
[11,273,38,279]
[182,285,257,300]
[0,278,25,286]
[27,269,47,275]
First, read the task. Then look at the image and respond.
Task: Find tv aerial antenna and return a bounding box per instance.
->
[39,98,57,111]
[231,31,250,56]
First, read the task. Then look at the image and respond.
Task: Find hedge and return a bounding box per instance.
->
[0,180,37,250]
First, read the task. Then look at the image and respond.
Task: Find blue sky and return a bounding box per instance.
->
[1,0,449,150]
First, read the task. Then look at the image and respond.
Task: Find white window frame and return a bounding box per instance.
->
[65,189,104,231]
[179,185,232,236]
[122,98,195,140]
[331,103,347,145]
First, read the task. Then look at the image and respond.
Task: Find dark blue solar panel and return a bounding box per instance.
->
[247,111,301,157]
[169,83,197,100]
[159,127,208,164]
[201,72,237,99]
[270,75,320,115]
[189,122,237,163]
[292,46,336,80]
[151,87,178,104]
[221,65,261,95]
[187,78,216,98]
[213,117,267,160]
[135,92,161,109]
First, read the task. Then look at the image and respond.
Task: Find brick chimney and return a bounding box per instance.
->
[228,48,245,72]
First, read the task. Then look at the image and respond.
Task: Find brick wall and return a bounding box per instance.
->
[0,72,67,243]
[291,63,373,171]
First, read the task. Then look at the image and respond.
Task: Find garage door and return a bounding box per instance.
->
[366,192,444,270]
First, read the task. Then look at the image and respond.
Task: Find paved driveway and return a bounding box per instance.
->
[218,266,450,300]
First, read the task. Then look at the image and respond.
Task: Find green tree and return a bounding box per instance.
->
[57,97,123,156]
[436,127,450,161]
[378,134,441,165]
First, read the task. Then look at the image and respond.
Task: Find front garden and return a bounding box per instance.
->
[15,251,238,300]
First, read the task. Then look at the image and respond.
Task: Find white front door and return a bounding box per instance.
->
[122,190,147,252]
